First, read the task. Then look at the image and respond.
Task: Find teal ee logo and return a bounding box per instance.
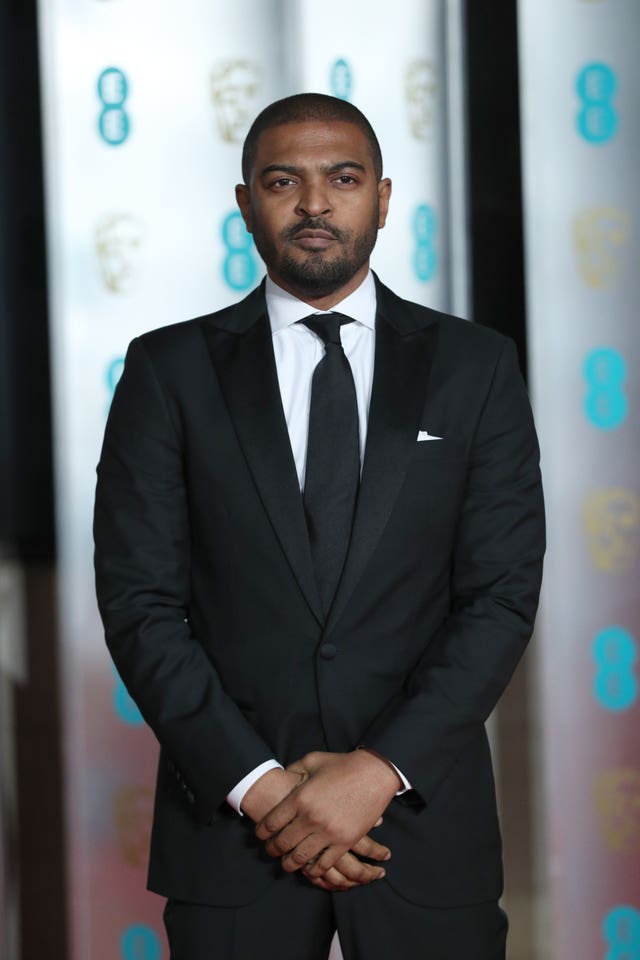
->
[592,627,638,713]
[221,211,258,291]
[583,347,628,430]
[413,204,437,282]
[576,63,618,144]
[120,924,162,960]
[106,356,125,405]
[98,67,130,146]
[330,58,353,101]
[112,663,144,726]
[602,905,640,959]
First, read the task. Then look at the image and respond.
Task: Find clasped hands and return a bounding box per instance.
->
[241,750,400,892]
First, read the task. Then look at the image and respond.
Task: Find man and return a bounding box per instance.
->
[94,93,545,959]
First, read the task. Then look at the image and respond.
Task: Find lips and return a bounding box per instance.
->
[291,228,338,250]
[294,229,336,240]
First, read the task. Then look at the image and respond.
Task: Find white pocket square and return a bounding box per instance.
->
[417,430,443,442]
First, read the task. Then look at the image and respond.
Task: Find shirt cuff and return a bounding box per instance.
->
[389,761,412,795]
[226,759,283,815]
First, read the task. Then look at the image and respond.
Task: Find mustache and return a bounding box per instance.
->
[282,218,345,242]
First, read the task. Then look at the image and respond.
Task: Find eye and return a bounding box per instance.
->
[269,177,296,189]
[336,175,356,184]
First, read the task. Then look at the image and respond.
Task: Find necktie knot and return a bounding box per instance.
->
[300,313,354,346]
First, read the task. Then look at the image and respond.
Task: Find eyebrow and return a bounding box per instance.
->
[260,160,367,177]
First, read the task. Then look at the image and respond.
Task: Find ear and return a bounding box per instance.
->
[235,184,253,233]
[377,178,392,229]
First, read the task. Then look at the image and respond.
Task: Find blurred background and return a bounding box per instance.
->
[0,1,638,958]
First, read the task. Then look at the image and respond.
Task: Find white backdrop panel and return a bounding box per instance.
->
[37,2,462,956]
[519,1,640,957]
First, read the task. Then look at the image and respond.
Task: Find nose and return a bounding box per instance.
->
[295,180,331,219]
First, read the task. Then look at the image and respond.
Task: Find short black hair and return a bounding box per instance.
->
[241,93,383,183]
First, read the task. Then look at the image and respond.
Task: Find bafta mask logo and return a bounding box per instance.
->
[574,207,631,290]
[583,488,640,574]
[95,214,143,294]
[210,61,261,143]
[405,60,437,140]
[112,785,154,867]
[594,769,640,853]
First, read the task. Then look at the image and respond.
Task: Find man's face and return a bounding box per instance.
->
[236,120,391,302]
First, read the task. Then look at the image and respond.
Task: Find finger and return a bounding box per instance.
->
[265,824,314,858]
[281,836,326,874]
[335,852,386,883]
[374,817,383,827]
[303,865,358,892]
[307,843,348,875]
[305,853,385,886]
[351,835,391,861]
[304,874,333,891]
[256,795,298,841]
[306,851,385,884]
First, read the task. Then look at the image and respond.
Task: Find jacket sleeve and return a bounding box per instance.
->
[362,337,545,807]
[93,336,275,823]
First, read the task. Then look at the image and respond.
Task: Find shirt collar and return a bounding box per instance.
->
[265,270,377,335]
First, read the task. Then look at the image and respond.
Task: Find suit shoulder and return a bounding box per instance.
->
[129,283,265,366]
[393,292,510,360]
[376,277,510,362]
[429,307,507,355]
[132,306,226,353]
[126,302,242,376]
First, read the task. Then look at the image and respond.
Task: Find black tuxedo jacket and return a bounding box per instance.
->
[94,276,545,909]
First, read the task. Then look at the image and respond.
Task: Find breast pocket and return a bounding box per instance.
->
[411,438,466,462]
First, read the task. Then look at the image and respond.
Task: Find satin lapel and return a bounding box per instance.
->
[204,302,323,625]
[324,311,439,637]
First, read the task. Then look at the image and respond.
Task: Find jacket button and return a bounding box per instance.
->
[319,643,337,660]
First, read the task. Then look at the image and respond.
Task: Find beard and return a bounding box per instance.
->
[252,211,380,299]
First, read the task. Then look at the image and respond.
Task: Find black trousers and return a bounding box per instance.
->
[163,873,508,960]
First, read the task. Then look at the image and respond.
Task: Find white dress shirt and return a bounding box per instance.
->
[226,270,411,814]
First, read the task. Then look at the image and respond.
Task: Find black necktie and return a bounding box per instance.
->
[300,313,360,617]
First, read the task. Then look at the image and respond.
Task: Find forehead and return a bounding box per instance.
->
[254,120,374,171]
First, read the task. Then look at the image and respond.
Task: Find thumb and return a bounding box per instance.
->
[287,750,325,775]
[285,761,309,779]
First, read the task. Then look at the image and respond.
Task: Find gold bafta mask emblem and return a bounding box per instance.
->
[210,61,262,143]
[113,784,154,867]
[594,769,640,853]
[573,207,631,290]
[95,214,143,294]
[583,489,640,574]
[405,60,437,141]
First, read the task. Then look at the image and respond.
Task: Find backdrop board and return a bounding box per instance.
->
[290,0,451,309]
[37,1,463,956]
[518,1,640,957]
